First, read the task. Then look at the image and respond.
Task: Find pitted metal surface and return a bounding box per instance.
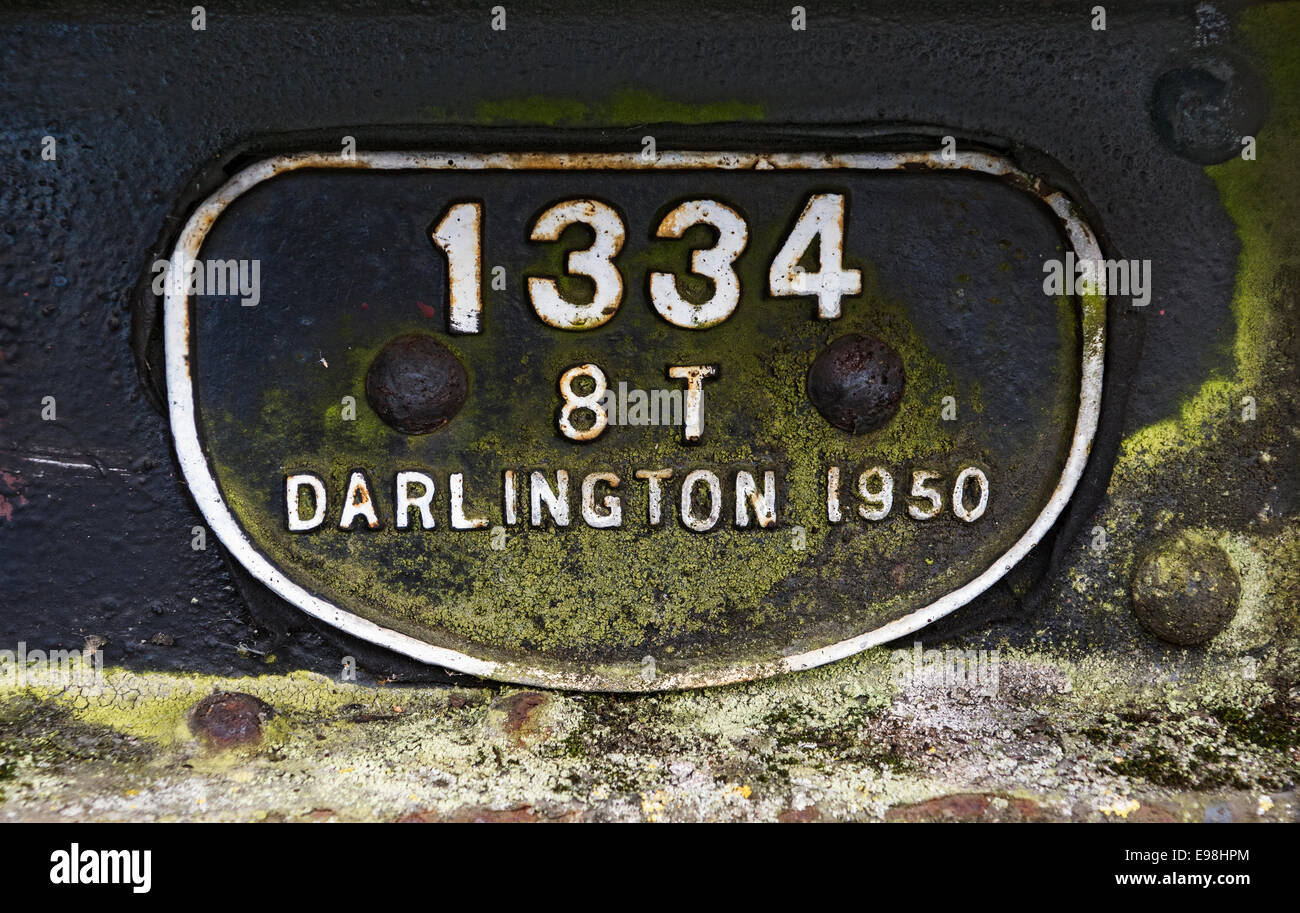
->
[0,0,1296,821]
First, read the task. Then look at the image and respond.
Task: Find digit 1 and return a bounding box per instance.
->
[430,201,483,334]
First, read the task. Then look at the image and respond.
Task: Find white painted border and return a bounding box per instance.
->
[164,149,1106,691]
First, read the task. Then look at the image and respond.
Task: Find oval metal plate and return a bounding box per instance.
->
[164,149,1106,690]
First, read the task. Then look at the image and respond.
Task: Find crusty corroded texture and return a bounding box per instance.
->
[0,3,1296,821]
[0,622,1296,823]
[1132,533,1241,645]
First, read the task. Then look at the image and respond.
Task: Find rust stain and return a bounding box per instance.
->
[187,691,274,748]
[776,806,822,823]
[885,793,1050,823]
[500,691,547,734]
[0,470,28,522]
[398,804,582,823]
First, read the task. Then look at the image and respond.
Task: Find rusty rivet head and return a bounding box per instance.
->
[1150,51,1265,165]
[1132,532,1240,646]
[807,333,905,434]
[188,691,274,748]
[365,333,468,434]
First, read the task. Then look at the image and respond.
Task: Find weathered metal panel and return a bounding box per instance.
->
[164,149,1104,689]
[1,0,1297,825]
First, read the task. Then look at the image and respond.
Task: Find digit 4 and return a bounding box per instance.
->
[768,193,861,319]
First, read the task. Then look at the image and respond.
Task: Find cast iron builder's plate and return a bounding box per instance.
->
[165,149,1105,691]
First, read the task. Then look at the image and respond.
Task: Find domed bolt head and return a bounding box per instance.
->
[1151,51,1266,165]
[807,333,905,434]
[365,333,468,434]
[1132,531,1240,646]
[188,691,274,748]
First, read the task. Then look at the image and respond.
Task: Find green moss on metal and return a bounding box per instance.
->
[195,142,1084,680]
[208,248,1044,673]
[1120,2,1299,470]
[4,640,1293,819]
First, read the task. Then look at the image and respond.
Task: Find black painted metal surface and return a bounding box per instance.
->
[0,1,1267,681]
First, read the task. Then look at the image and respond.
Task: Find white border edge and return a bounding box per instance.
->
[163,149,1106,691]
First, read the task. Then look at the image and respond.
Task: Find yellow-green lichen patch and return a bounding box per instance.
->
[1120,2,1299,472]
[1056,3,1300,683]
[193,157,1088,682]
[36,669,366,747]
[209,250,1068,674]
[1207,527,1299,654]
[2,640,1294,820]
